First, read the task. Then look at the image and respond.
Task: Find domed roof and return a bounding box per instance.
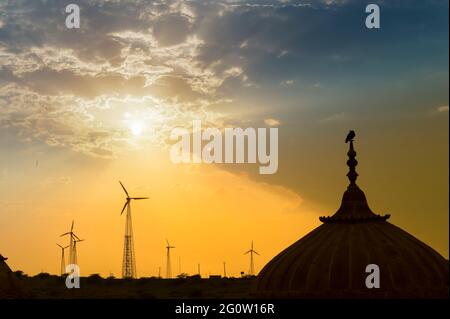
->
[256,134,449,298]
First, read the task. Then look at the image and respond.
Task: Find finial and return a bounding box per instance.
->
[319,130,391,223]
[345,130,358,185]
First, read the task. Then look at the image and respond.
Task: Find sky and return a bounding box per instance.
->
[0,0,448,278]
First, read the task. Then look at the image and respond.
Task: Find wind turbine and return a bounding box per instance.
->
[60,220,80,265]
[119,181,148,279]
[72,238,84,266]
[165,239,175,279]
[56,244,69,276]
[244,240,259,276]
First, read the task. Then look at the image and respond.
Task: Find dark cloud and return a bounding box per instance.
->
[191,0,449,89]
[152,14,192,46]
[2,0,447,96]
[0,0,448,159]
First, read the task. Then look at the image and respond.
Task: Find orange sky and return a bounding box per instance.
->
[0,147,323,277]
[1,129,448,278]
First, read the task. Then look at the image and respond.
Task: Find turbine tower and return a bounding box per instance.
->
[60,220,80,265]
[72,238,84,266]
[165,239,175,279]
[244,240,259,276]
[56,244,69,276]
[119,181,148,279]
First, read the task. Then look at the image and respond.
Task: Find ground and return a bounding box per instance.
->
[13,273,256,299]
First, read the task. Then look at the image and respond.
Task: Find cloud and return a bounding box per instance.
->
[40,175,73,188]
[280,79,294,86]
[239,40,249,48]
[0,0,447,159]
[59,176,73,185]
[152,14,192,47]
[319,112,346,123]
[0,83,226,158]
[277,50,289,58]
[437,105,449,113]
[264,118,280,126]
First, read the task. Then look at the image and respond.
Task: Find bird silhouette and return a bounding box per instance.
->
[345,130,355,143]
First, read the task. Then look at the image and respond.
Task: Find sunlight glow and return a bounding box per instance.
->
[130,121,144,136]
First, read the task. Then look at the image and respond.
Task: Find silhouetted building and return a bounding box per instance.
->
[0,254,24,298]
[256,136,449,298]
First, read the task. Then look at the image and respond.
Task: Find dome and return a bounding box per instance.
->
[256,134,449,298]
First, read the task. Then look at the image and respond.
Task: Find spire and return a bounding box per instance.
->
[346,140,358,185]
[319,131,390,223]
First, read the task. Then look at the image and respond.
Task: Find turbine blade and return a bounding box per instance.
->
[60,232,70,237]
[72,233,80,241]
[131,197,149,200]
[244,250,251,255]
[166,239,169,246]
[57,243,63,249]
[120,200,129,215]
[71,220,74,232]
[64,245,70,249]
[254,251,260,255]
[119,181,129,197]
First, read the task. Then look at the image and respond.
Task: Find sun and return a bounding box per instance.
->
[130,121,144,136]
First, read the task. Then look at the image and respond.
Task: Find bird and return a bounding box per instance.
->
[345,130,355,143]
